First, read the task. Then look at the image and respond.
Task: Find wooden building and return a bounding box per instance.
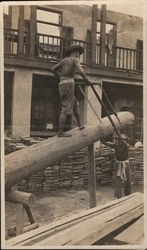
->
[4,4,143,144]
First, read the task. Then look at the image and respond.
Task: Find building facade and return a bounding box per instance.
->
[4,4,143,143]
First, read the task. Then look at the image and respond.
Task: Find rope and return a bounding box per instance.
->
[99,83,129,140]
[89,83,122,140]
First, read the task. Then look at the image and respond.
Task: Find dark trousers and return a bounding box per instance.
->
[114,164,132,199]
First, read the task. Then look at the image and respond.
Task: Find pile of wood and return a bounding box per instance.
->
[71,149,88,188]
[95,146,114,186]
[5,137,44,155]
[6,192,144,246]
[129,146,144,185]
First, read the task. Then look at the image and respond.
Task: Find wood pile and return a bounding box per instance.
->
[129,146,144,185]
[6,192,144,246]
[95,145,114,186]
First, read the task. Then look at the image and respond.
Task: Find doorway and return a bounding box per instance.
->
[31,74,60,137]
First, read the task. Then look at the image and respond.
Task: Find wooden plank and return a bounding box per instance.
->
[114,216,144,244]
[5,112,134,190]
[6,192,143,246]
[33,193,143,246]
[4,57,143,82]
[88,144,96,208]
[100,5,106,65]
[91,5,98,64]
[6,193,137,246]
[16,204,25,236]
[23,223,39,234]
[6,191,35,207]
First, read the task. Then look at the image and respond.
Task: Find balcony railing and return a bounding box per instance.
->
[105,46,143,71]
[4,28,143,72]
[36,33,91,65]
[4,28,18,55]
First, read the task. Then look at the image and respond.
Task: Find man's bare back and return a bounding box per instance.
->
[51,56,89,83]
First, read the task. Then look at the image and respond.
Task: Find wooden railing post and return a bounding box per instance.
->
[100,4,106,65]
[18,6,24,56]
[30,6,37,56]
[88,143,96,208]
[91,5,98,65]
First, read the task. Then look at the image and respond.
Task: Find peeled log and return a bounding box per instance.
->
[6,190,35,207]
[5,112,134,190]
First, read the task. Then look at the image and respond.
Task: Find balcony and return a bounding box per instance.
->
[4,28,143,73]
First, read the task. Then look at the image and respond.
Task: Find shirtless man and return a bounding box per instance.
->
[102,134,131,199]
[51,44,90,137]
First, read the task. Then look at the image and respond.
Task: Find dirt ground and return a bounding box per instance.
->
[5,185,143,235]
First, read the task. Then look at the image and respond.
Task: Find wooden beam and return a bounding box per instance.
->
[5,112,134,190]
[100,5,106,65]
[30,6,37,56]
[18,6,24,56]
[6,192,143,246]
[91,5,98,65]
[88,144,96,208]
[4,57,143,83]
[6,190,35,207]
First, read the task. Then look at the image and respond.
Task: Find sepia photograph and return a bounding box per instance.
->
[0,0,146,248]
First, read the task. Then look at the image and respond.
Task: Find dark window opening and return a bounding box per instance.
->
[31,74,60,137]
[36,7,62,59]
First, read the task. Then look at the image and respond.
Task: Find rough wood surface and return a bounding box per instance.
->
[114,215,144,244]
[16,204,25,236]
[88,144,96,208]
[6,190,35,207]
[6,192,143,246]
[5,112,134,190]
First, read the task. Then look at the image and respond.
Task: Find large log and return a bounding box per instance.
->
[5,112,134,190]
[6,192,143,246]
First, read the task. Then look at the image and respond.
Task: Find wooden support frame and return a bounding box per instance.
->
[30,6,37,56]
[91,5,98,65]
[88,144,96,208]
[16,204,25,235]
[18,6,24,56]
[7,189,38,237]
[100,4,106,65]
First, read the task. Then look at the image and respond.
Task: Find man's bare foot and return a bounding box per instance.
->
[79,125,85,130]
[58,133,72,137]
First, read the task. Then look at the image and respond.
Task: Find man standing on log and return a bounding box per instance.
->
[102,134,131,199]
[51,44,90,137]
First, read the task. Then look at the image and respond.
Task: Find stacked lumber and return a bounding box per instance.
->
[71,149,88,188]
[43,164,60,191]
[59,157,72,189]
[6,192,144,246]
[27,171,44,192]
[95,145,113,186]
[129,147,144,185]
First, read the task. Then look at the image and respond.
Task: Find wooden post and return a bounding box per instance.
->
[30,6,37,56]
[24,206,35,224]
[100,5,106,65]
[18,6,24,56]
[16,204,25,235]
[91,5,98,65]
[88,144,96,208]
